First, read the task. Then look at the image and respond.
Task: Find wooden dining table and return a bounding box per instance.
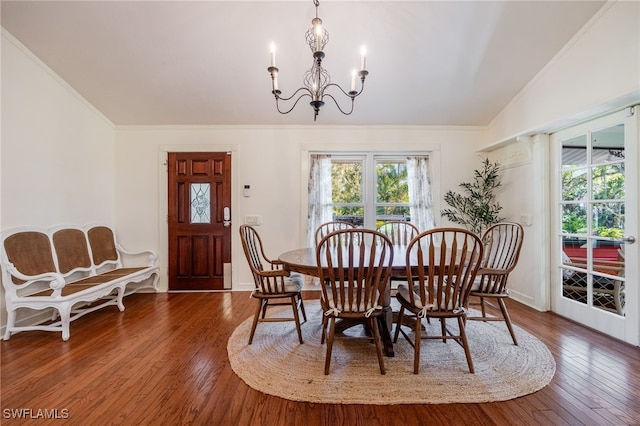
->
[278,246,411,357]
[279,244,479,358]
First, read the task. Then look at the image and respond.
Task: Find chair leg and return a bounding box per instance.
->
[298,294,307,322]
[413,316,422,374]
[498,298,518,345]
[479,296,487,318]
[440,318,446,343]
[290,296,304,344]
[248,299,264,345]
[458,316,475,374]
[324,317,336,375]
[370,317,386,375]
[393,306,405,343]
[320,312,328,344]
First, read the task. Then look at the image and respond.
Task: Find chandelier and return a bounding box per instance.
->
[267,0,368,121]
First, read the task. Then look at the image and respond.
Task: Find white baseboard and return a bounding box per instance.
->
[509,290,545,312]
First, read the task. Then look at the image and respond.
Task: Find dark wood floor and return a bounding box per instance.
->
[2,291,639,425]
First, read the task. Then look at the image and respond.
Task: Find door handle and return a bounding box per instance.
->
[223,207,231,227]
[620,235,636,244]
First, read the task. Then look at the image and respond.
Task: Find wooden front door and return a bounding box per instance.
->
[168,152,231,290]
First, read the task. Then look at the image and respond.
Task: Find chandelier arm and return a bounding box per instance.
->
[324,82,366,99]
[322,93,355,116]
[275,92,313,115]
[275,87,313,102]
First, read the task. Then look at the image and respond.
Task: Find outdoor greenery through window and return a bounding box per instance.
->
[330,159,410,227]
[376,161,410,226]
[561,126,625,239]
[560,123,626,316]
[307,153,434,247]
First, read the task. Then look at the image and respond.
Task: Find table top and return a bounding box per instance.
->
[279,246,410,277]
[279,245,473,278]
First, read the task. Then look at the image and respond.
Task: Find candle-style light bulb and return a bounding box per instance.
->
[350,69,357,92]
[315,25,322,51]
[360,45,367,71]
[270,42,276,67]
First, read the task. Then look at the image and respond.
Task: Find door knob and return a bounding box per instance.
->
[620,235,636,244]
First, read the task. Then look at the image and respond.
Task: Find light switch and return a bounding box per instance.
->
[245,215,262,226]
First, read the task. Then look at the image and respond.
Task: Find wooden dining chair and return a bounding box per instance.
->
[314,221,356,247]
[239,225,307,345]
[316,228,394,375]
[467,222,524,345]
[376,221,419,246]
[394,228,483,374]
[376,221,420,287]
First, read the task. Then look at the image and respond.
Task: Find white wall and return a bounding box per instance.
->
[485,1,640,144]
[480,1,639,311]
[1,31,116,227]
[114,125,484,291]
[1,31,116,327]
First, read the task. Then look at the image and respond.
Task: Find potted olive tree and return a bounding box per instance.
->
[441,158,504,235]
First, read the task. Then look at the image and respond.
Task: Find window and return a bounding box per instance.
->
[375,159,410,226]
[307,153,434,246]
[559,124,626,315]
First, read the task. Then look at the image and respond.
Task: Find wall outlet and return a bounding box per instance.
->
[244,215,262,226]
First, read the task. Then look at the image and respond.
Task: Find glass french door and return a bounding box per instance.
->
[551,108,638,345]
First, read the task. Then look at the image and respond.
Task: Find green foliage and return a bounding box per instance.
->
[376,162,408,203]
[562,210,587,234]
[597,227,624,238]
[331,162,362,204]
[441,158,504,235]
[330,160,410,219]
[561,164,625,236]
[331,162,362,216]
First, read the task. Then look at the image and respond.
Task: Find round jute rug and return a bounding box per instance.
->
[227,300,555,405]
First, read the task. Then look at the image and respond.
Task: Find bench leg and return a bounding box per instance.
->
[117,287,126,312]
[3,306,16,340]
[59,303,72,341]
[151,273,160,292]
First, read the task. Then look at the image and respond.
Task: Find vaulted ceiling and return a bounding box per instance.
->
[1,1,606,126]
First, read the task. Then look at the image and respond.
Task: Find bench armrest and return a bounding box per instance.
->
[116,244,158,267]
[4,261,66,295]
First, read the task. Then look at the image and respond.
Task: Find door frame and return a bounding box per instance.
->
[157,144,239,292]
[550,108,639,345]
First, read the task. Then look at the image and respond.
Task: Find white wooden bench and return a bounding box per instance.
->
[1,224,159,340]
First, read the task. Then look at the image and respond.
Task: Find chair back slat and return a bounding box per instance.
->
[406,228,483,313]
[477,222,524,294]
[239,225,290,295]
[317,229,393,315]
[376,221,419,246]
[315,221,356,247]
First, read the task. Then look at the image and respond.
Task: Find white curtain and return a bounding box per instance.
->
[307,154,333,247]
[407,156,435,232]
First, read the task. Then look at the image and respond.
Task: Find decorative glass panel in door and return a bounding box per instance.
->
[190,183,211,224]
